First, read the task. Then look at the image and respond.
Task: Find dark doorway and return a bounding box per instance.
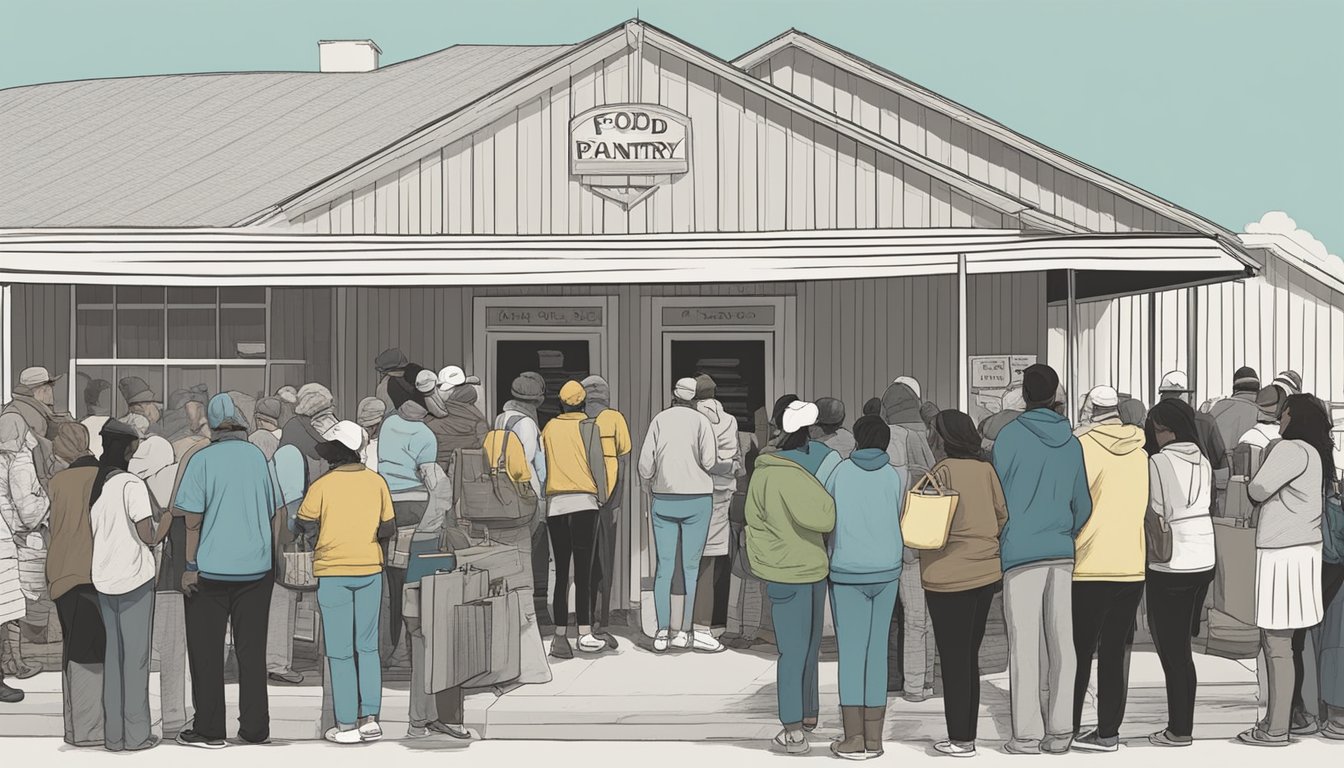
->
[669,338,767,433]
[495,339,592,429]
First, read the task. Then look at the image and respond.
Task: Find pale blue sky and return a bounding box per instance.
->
[3,0,1339,254]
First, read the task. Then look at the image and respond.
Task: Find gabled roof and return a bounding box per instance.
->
[0,43,574,227]
[273,19,1055,230]
[733,29,1243,243]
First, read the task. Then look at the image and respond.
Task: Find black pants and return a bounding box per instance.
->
[589,503,620,630]
[1072,580,1145,738]
[54,584,106,668]
[1292,561,1344,711]
[185,573,274,741]
[887,595,905,691]
[385,567,407,654]
[926,582,998,743]
[1146,568,1214,738]
[532,516,551,614]
[548,509,598,628]
[693,555,731,628]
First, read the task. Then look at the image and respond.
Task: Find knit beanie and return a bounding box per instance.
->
[1233,366,1260,393]
[673,378,698,402]
[52,421,91,463]
[1256,385,1285,422]
[510,372,546,403]
[581,375,611,404]
[294,383,335,418]
[356,397,385,428]
[1022,364,1060,408]
[815,397,845,428]
[559,381,587,407]
[694,373,717,400]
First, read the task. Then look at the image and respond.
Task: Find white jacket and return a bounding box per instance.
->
[638,405,719,495]
[696,399,743,492]
[1148,442,1215,573]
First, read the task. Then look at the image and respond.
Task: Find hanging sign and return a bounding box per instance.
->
[570,104,690,176]
[968,356,1011,390]
[662,305,776,327]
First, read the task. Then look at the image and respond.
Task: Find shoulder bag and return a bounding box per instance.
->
[900,472,959,551]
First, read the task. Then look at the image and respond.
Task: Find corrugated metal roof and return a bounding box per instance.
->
[0,44,573,227]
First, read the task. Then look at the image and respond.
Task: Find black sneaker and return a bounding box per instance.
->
[595,631,620,650]
[176,729,227,749]
[0,682,24,704]
[550,634,574,660]
[268,670,304,685]
[237,729,271,745]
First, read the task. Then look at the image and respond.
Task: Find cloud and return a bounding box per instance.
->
[1245,211,1339,262]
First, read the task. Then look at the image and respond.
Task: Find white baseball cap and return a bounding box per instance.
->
[1159,371,1191,393]
[782,400,820,434]
[893,376,921,399]
[322,420,365,453]
[673,377,698,401]
[1087,385,1120,409]
[413,369,438,395]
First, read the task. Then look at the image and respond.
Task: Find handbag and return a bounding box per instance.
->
[457,422,537,525]
[276,527,317,592]
[464,588,523,688]
[1145,506,1173,564]
[900,472,959,550]
[421,566,489,694]
[405,536,456,585]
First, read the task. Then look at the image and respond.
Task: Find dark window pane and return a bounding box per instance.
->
[221,367,267,412]
[167,308,217,358]
[221,307,266,359]
[77,285,113,305]
[74,365,115,421]
[220,287,265,305]
[116,308,164,358]
[167,287,216,305]
[77,309,114,357]
[117,286,163,305]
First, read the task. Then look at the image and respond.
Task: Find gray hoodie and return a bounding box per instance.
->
[638,404,720,495]
[1249,438,1324,550]
[696,398,743,492]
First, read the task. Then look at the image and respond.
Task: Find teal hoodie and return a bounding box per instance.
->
[824,448,905,584]
[991,408,1092,573]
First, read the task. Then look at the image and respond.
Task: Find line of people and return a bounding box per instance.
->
[740,362,1343,758]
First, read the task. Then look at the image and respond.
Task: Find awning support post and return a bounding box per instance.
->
[1148,292,1158,406]
[1186,287,1199,404]
[1067,268,1078,424]
[1,284,9,400]
[957,253,968,413]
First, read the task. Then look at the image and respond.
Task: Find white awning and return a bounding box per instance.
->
[0,227,1253,287]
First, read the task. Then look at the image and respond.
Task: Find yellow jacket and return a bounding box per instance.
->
[1074,420,1149,582]
[541,413,598,496]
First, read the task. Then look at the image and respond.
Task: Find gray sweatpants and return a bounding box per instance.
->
[266,584,299,674]
[98,580,156,751]
[62,661,105,747]
[1003,559,1077,743]
[899,557,936,696]
[1262,628,1295,737]
[151,590,191,736]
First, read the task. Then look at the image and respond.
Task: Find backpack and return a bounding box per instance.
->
[1222,441,1261,526]
[455,416,537,526]
[579,416,609,507]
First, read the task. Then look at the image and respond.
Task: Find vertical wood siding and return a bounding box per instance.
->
[295,45,1015,234]
[10,285,72,412]
[751,46,1189,235]
[1051,253,1344,410]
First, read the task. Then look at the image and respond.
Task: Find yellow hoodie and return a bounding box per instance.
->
[1074,420,1149,582]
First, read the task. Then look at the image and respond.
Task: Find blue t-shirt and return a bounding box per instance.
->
[176,436,280,582]
[378,413,438,493]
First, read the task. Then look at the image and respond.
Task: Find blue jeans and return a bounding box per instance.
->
[318,574,383,727]
[768,580,826,726]
[831,580,900,707]
[651,494,713,630]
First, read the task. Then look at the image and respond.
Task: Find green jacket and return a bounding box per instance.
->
[745,452,837,584]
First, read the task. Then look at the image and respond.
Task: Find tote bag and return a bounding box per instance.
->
[900,472,959,550]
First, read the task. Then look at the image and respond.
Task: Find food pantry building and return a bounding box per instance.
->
[0,20,1258,621]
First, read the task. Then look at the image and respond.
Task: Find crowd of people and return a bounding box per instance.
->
[0,352,1340,757]
[736,363,1342,757]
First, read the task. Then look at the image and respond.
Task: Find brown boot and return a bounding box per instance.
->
[863,706,886,757]
[830,706,867,760]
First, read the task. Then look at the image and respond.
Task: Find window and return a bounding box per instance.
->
[72,286,310,421]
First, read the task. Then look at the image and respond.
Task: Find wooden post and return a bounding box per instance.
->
[1,284,10,400]
[1067,269,1078,424]
[1148,292,1158,406]
[1186,287,1199,403]
[957,253,968,412]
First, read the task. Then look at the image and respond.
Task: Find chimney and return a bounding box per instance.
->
[318,40,381,73]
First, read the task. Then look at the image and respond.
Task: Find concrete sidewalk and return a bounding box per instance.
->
[0,631,1261,743]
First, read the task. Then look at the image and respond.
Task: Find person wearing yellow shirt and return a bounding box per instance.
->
[295,421,395,745]
[540,381,605,658]
[581,375,632,650]
[1070,386,1149,753]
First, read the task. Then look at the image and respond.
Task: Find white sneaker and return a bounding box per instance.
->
[773,727,811,754]
[670,631,692,649]
[935,740,977,758]
[691,630,726,654]
[577,633,607,653]
[652,631,671,653]
[358,719,383,742]
[324,727,362,744]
